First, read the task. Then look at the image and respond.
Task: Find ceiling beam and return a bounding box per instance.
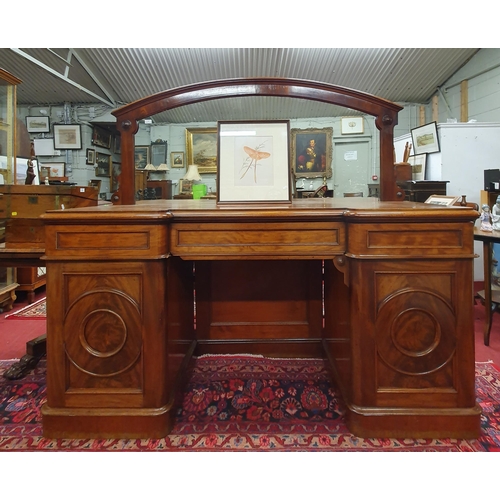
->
[10,48,115,107]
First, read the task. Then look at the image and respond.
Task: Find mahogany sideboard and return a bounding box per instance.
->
[40,197,481,439]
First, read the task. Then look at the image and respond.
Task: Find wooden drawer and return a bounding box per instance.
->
[170,221,345,259]
[347,222,474,258]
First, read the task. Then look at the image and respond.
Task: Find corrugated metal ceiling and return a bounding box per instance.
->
[0,48,479,124]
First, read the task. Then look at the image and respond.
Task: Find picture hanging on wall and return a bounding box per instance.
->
[411,122,440,154]
[171,151,185,168]
[26,116,50,133]
[91,126,112,149]
[40,162,65,179]
[53,124,82,150]
[86,148,95,165]
[185,127,217,174]
[95,152,111,177]
[290,127,333,179]
[135,146,149,169]
[341,116,364,135]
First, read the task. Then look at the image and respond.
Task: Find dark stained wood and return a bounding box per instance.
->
[111,78,404,204]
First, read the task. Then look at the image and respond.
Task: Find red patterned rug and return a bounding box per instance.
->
[0,355,499,451]
[5,297,46,320]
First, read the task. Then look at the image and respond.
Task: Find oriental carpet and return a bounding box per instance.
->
[5,297,46,320]
[0,355,499,451]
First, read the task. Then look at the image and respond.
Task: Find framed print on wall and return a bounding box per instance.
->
[91,126,112,149]
[53,124,82,150]
[341,116,364,135]
[290,127,333,179]
[95,152,111,177]
[135,146,149,169]
[26,116,50,133]
[185,127,217,174]
[86,148,95,165]
[171,151,185,168]
[40,162,65,179]
[411,122,440,154]
[217,120,291,203]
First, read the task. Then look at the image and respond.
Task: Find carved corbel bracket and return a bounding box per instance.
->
[333,255,349,287]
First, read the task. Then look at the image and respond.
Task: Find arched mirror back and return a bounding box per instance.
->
[112,77,403,204]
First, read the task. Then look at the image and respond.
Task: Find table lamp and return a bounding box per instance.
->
[183,164,202,181]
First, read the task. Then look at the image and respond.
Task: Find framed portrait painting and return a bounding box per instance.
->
[185,127,217,174]
[290,127,333,179]
[217,120,291,203]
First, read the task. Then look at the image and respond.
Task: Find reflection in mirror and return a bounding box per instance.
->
[136,96,380,199]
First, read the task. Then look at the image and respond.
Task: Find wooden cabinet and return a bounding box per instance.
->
[146,180,172,199]
[16,267,46,303]
[41,199,480,439]
[397,180,449,202]
[0,68,23,311]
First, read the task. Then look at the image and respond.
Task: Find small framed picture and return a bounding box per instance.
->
[424,195,460,206]
[26,116,50,133]
[53,124,82,150]
[91,126,112,149]
[341,116,364,135]
[40,162,65,179]
[86,148,95,165]
[170,151,185,168]
[95,152,111,177]
[135,146,150,169]
[411,122,440,154]
[408,153,427,181]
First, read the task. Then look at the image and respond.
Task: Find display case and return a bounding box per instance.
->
[0,68,22,311]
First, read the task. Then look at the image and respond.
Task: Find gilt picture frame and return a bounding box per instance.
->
[290,127,333,179]
[217,120,291,204]
[171,151,185,168]
[185,127,217,174]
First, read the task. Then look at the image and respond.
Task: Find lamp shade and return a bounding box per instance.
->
[157,163,170,171]
[183,164,202,181]
[145,163,156,170]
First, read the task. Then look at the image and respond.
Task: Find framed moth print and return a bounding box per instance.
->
[291,127,333,179]
[53,124,82,150]
[217,120,291,204]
